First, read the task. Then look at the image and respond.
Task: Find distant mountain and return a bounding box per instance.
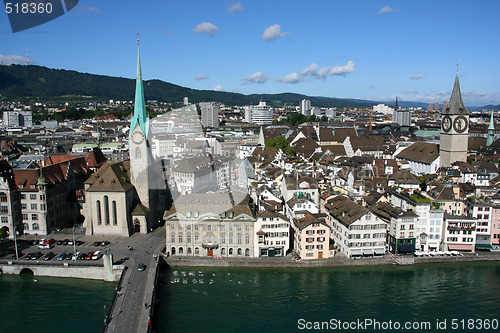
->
[477,104,500,111]
[0,64,432,109]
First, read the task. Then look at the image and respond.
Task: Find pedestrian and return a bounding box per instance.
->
[144,302,148,308]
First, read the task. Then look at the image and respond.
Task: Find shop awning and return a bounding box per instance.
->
[447,244,473,251]
[363,249,374,255]
[476,244,494,250]
[350,249,362,256]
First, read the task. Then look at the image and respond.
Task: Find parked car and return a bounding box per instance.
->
[68,240,74,246]
[85,252,94,260]
[62,239,70,245]
[76,253,86,260]
[56,240,64,245]
[32,240,39,245]
[93,241,102,246]
[76,241,85,246]
[38,244,53,249]
[30,252,42,260]
[137,264,146,271]
[43,252,55,261]
[91,251,102,260]
[57,253,67,260]
[66,253,74,260]
[101,241,110,246]
[24,253,33,260]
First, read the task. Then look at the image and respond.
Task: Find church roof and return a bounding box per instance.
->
[396,141,439,164]
[85,161,134,192]
[443,73,468,115]
[132,202,150,216]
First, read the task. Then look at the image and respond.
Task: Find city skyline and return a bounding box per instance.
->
[1,0,500,106]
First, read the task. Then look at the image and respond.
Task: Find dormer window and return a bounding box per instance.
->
[30,185,36,189]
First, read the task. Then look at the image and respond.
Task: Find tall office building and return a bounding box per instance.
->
[393,109,412,126]
[3,111,32,128]
[200,102,220,128]
[300,99,311,116]
[251,101,273,125]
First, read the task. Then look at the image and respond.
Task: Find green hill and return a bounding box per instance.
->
[0,64,374,108]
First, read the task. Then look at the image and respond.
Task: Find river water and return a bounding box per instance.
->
[0,273,115,333]
[152,262,500,332]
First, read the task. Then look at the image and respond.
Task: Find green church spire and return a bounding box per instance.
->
[130,34,149,139]
[487,111,495,146]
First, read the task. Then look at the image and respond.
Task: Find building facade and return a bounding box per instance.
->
[200,102,220,128]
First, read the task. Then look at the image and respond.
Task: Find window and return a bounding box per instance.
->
[135,147,141,159]
[245,236,250,244]
[178,234,183,243]
[171,233,175,243]
[32,223,39,230]
[30,204,37,210]
[22,214,28,220]
[187,247,192,255]
[0,192,7,202]
[30,194,36,200]
[104,196,110,225]
[170,224,175,230]
[31,214,38,220]
[245,248,250,256]
[245,226,250,231]
[194,234,199,243]
[23,223,29,230]
[237,236,242,244]
[221,248,226,255]
[112,201,117,225]
[221,236,226,244]
[229,248,233,255]
[21,194,26,200]
[1,216,8,223]
[237,248,242,255]
[187,234,192,243]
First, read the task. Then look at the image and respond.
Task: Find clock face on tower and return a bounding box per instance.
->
[442,115,452,133]
[453,115,468,133]
[131,131,145,145]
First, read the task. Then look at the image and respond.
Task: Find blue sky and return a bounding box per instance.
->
[1,0,500,106]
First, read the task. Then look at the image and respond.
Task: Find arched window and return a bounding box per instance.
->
[32,223,39,230]
[0,192,7,202]
[96,200,102,225]
[221,248,226,255]
[135,147,141,159]
[104,196,110,225]
[237,248,242,255]
[112,201,117,225]
[195,247,199,255]
[229,248,233,255]
[187,247,192,255]
[245,248,250,256]
[23,223,29,230]
[179,247,183,254]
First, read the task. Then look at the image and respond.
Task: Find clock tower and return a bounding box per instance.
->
[440,72,469,168]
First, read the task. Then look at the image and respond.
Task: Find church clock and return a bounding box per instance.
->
[132,131,145,144]
[453,115,468,133]
[442,115,452,133]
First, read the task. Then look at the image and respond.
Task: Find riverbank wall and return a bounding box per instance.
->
[0,261,124,281]
[164,252,500,268]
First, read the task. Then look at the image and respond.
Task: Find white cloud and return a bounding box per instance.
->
[86,6,101,14]
[214,85,224,91]
[410,74,425,80]
[276,61,355,84]
[402,90,418,94]
[394,90,500,106]
[262,24,289,42]
[228,2,244,12]
[0,54,32,65]
[377,6,394,14]
[195,74,209,81]
[241,71,269,85]
[193,22,219,37]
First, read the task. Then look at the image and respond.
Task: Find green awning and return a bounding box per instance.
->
[475,244,494,250]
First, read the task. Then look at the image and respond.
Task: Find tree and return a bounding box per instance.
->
[265,136,295,156]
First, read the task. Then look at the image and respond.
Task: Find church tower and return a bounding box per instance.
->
[440,72,469,168]
[487,111,495,147]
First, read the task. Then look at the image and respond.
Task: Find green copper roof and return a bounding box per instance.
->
[130,44,150,139]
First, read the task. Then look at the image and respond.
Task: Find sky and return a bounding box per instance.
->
[1,0,500,106]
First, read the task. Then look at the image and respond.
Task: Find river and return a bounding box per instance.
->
[152,262,500,332]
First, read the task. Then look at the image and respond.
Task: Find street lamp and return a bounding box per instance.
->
[72,225,77,259]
